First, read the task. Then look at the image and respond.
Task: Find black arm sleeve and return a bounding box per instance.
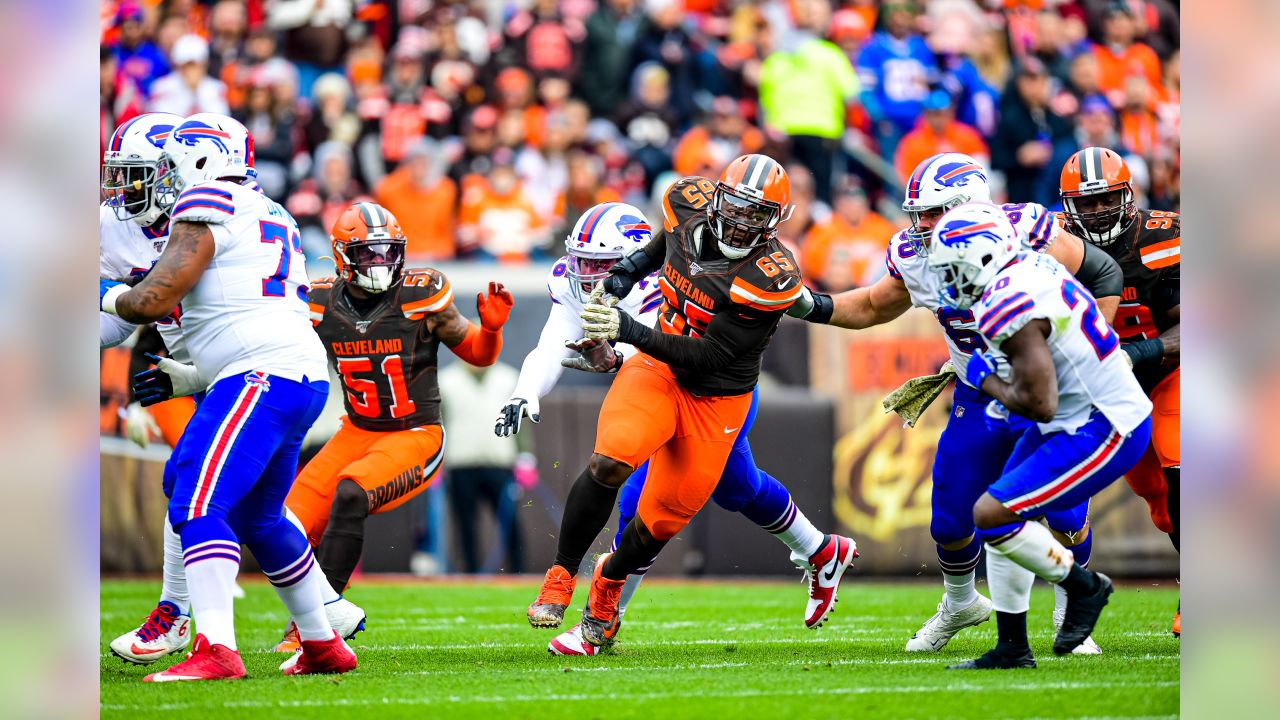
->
[603,232,667,298]
[1149,264,1180,320]
[615,307,777,372]
[1074,241,1125,300]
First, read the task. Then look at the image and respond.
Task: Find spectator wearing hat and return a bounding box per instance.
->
[495,67,547,149]
[615,62,680,188]
[376,39,452,175]
[1074,94,1126,153]
[1118,75,1160,160]
[578,0,648,117]
[303,73,359,155]
[553,150,623,249]
[148,34,230,116]
[375,138,459,261]
[894,89,989,186]
[109,2,170,96]
[206,0,248,79]
[856,1,937,163]
[801,181,898,292]
[1091,3,1161,106]
[458,154,548,263]
[991,58,1073,205]
[672,96,765,178]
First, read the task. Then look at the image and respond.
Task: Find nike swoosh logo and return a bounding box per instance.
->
[130,643,168,655]
[723,426,739,434]
[822,539,842,582]
[776,278,794,291]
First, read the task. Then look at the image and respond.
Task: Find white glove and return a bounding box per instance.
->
[561,337,622,373]
[133,353,206,406]
[495,396,540,437]
[123,402,161,449]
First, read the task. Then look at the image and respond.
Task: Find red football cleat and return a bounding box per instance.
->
[142,633,245,682]
[802,534,858,629]
[282,632,357,676]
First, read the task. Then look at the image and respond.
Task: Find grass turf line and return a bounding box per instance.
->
[101,579,1180,720]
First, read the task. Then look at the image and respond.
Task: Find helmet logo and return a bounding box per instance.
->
[145,125,175,148]
[615,214,651,242]
[937,220,1000,248]
[933,162,986,188]
[173,122,231,153]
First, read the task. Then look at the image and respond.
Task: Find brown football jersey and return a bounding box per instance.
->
[1103,208,1180,390]
[308,268,453,431]
[652,176,803,395]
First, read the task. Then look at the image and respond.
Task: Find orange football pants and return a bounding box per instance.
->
[151,395,196,449]
[287,417,445,547]
[594,353,752,541]
[1124,367,1180,533]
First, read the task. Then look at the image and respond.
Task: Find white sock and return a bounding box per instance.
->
[985,521,1074,584]
[618,574,644,616]
[282,506,341,606]
[1054,584,1068,623]
[272,554,333,642]
[159,517,190,614]
[943,571,981,611]
[986,547,1035,614]
[183,552,240,650]
[777,508,825,559]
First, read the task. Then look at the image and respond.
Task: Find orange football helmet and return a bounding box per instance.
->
[711,154,792,257]
[331,202,407,293]
[1060,147,1137,246]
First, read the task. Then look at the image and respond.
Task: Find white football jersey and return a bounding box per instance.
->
[98,204,190,361]
[972,252,1152,435]
[509,257,662,402]
[169,180,328,387]
[886,202,1060,385]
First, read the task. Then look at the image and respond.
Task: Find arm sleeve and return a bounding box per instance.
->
[100,312,138,348]
[603,232,667,299]
[511,301,581,401]
[615,307,778,372]
[1074,241,1125,300]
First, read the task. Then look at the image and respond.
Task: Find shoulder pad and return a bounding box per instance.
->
[1136,211,1180,270]
[1002,202,1057,252]
[730,244,804,312]
[171,181,237,224]
[547,256,574,306]
[974,281,1039,346]
[307,279,334,326]
[400,268,453,319]
[659,176,716,233]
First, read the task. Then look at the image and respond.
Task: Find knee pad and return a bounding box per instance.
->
[930,510,976,548]
[330,479,371,523]
[588,454,632,488]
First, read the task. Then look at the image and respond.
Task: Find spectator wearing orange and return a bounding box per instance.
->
[672,97,765,178]
[458,154,549,262]
[500,0,584,82]
[894,89,989,184]
[553,150,622,244]
[375,138,459,261]
[495,67,547,149]
[801,182,898,292]
[1091,4,1161,106]
[449,105,501,201]
[1118,75,1160,160]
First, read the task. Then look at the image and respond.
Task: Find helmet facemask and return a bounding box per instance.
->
[904,199,967,257]
[932,255,997,310]
[1061,187,1135,246]
[710,186,783,260]
[337,239,406,293]
[102,159,173,225]
[566,253,617,303]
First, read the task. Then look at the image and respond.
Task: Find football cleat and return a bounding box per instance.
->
[947,645,1037,670]
[1053,604,1102,655]
[1171,609,1180,637]
[281,632,357,676]
[905,594,993,652]
[548,622,613,656]
[528,565,576,628]
[109,600,191,665]
[142,633,245,682]
[1054,571,1113,655]
[579,554,625,647]
[795,534,857,629]
[275,597,367,652]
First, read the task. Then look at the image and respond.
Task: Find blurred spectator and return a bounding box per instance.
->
[439,361,526,575]
[222,26,289,111]
[500,0,584,82]
[286,141,371,264]
[1062,51,1103,111]
[802,182,897,292]
[458,157,548,262]
[449,105,500,198]
[1091,3,1161,106]
[495,67,546,149]
[928,1,999,138]
[554,151,623,243]
[1118,75,1160,160]
[101,48,143,155]
[206,0,248,79]
[991,59,1072,205]
[673,96,765,178]
[521,111,575,221]
[633,0,699,126]
[1082,0,1180,60]
[857,1,936,162]
[579,0,647,117]
[233,72,296,199]
[109,2,169,97]
[1074,94,1125,154]
[303,72,360,155]
[779,163,822,247]
[894,89,989,184]
[828,8,872,59]
[373,40,452,180]
[266,0,351,98]
[970,24,1011,92]
[759,0,858,205]
[375,138,458,262]
[616,62,679,190]
[1154,50,1180,146]
[149,35,230,115]
[426,18,484,122]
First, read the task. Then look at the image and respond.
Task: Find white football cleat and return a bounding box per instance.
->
[1053,605,1102,655]
[793,534,858,629]
[905,594,993,652]
[548,623,600,656]
[109,600,191,665]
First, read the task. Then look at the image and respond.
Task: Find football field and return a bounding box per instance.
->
[101,577,1180,719]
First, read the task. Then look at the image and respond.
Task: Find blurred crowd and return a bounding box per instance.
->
[101,0,1179,292]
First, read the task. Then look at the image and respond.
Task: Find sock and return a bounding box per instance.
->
[1165,466,1180,552]
[554,468,621,574]
[159,516,190,614]
[179,516,241,650]
[937,540,982,610]
[994,611,1030,653]
[283,507,340,605]
[1054,584,1068,625]
[741,472,825,559]
[251,516,332,642]
[316,479,369,594]
[1057,562,1102,596]
[618,574,645,616]
[980,520,1074,584]
[603,519,667,581]
[986,547,1034,614]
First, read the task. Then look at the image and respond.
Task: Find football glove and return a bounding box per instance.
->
[100,279,128,315]
[785,286,834,324]
[581,282,622,341]
[123,402,161,449]
[495,397,540,437]
[984,400,1036,435]
[476,281,514,330]
[561,337,623,373]
[965,351,1002,391]
[132,353,205,407]
[882,360,956,428]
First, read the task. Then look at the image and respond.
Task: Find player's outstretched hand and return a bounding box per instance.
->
[586,281,621,308]
[477,282,514,330]
[496,396,540,437]
[561,337,622,373]
[132,353,206,407]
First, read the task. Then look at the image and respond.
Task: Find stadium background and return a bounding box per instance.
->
[98,0,1179,578]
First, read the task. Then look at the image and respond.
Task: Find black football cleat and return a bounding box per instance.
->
[947,645,1037,670]
[1054,571,1114,655]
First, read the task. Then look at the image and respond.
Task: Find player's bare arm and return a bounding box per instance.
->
[975,319,1058,422]
[428,302,472,347]
[113,221,214,324]
[828,274,914,329]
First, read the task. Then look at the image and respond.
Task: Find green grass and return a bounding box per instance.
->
[101,578,1179,719]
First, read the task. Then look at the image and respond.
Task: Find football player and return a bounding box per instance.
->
[927,202,1152,669]
[1060,147,1181,635]
[101,113,356,680]
[502,201,855,655]
[527,154,855,649]
[276,202,512,654]
[788,153,1124,654]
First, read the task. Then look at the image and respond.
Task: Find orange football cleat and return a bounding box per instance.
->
[528,565,577,628]
[273,622,301,653]
[1171,610,1180,637]
[579,554,626,647]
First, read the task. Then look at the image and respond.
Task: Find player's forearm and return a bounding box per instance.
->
[100,312,137,348]
[615,313,734,371]
[604,235,666,298]
[829,287,902,329]
[513,344,570,401]
[1159,323,1179,357]
[111,221,213,323]
[451,323,502,366]
[112,287,181,324]
[981,376,1057,423]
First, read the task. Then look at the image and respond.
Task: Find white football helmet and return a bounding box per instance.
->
[902,152,992,257]
[927,202,1020,310]
[564,202,654,302]
[101,112,184,226]
[160,113,255,200]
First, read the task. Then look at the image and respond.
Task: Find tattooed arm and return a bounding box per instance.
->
[114,221,215,324]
